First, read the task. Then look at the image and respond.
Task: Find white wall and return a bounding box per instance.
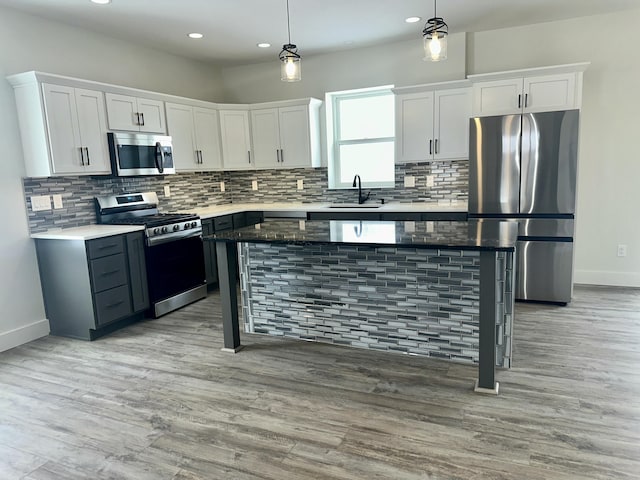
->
[0,6,225,352]
[468,9,640,287]
[221,33,466,103]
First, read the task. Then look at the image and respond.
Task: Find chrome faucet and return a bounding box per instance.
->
[352,174,371,205]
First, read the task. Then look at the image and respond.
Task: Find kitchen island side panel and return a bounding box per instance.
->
[238,243,513,367]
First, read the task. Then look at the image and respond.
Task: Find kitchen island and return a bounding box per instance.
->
[207,218,517,394]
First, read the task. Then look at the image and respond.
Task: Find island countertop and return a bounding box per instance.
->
[206,218,517,251]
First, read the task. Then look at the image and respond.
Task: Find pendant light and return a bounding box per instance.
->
[279,0,301,82]
[422,0,448,62]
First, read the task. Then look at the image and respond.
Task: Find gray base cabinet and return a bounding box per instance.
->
[202,212,264,290]
[35,231,149,340]
[307,211,468,221]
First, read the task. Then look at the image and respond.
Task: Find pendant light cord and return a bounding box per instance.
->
[286,0,292,44]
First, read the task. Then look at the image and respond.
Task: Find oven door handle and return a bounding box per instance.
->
[146,229,202,247]
[155,142,165,174]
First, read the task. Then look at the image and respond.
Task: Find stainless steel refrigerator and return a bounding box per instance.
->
[468,110,579,304]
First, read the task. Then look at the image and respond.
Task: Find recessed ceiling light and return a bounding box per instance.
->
[188,33,204,39]
[257,43,271,48]
[91,0,111,4]
[405,16,421,23]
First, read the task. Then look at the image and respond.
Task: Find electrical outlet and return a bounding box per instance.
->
[220,181,226,192]
[254,224,261,230]
[426,221,434,233]
[617,244,628,257]
[297,179,304,190]
[404,221,416,233]
[164,185,171,197]
[252,180,258,191]
[404,176,415,188]
[299,220,306,231]
[426,175,435,188]
[31,195,51,212]
[52,194,63,209]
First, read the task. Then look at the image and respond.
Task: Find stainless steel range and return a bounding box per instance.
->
[95,192,206,317]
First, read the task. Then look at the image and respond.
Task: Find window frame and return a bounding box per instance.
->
[326,85,395,189]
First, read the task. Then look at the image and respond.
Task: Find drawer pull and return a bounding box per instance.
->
[100,270,121,276]
[105,301,124,309]
[97,244,118,250]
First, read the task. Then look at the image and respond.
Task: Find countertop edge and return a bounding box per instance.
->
[31,224,145,241]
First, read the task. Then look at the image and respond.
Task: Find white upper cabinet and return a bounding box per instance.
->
[105,93,166,133]
[250,102,319,170]
[469,63,589,117]
[219,109,253,170]
[394,81,471,163]
[166,103,222,172]
[7,72,111,177]
[222,99,321,171]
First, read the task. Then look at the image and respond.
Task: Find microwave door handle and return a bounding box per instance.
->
[155,142,165,174]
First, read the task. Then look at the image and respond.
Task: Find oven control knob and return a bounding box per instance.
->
[153,228,160,235]
[184,223,190,229]
[161,226,168,234]
[191,221,197,228]
[173,224,180,232]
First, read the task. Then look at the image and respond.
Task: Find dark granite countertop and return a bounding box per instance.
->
[206,219,517,251]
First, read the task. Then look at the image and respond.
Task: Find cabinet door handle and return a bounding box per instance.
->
[79,147,85,166]
[85,147,90,166]
[435,139,439,155]
[280,149,284,163]
[525,93,529,108]
[276,149,280,163]
[429,139,433,155]
[140,112,145,126]
[518,94,522,109]
[135,112,140,125]
[248,151,251,164]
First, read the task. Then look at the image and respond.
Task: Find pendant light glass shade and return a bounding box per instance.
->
[422,0,448,61]
[279,44,301,82]
[280,0,301,82]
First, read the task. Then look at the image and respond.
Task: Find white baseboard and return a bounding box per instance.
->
[574,270,640,288]
[0,319,50,353]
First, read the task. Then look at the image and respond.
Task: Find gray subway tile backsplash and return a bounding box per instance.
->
[22,160,468,233]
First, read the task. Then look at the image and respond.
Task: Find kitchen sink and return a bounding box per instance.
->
[328,204,381,209]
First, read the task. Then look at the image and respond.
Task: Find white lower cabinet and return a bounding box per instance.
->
[166,103,222,172]
[394,83,471,163]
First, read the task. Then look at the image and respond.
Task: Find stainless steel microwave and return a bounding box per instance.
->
[107,132,175,176]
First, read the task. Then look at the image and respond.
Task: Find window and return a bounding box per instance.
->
[326,86,395,189]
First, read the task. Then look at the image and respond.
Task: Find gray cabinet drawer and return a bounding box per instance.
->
[94,285,132,326]
[245,211,264,226]
[90,254,128,293]
[232,212,247,228]
[214,215,233,231]
[202,219,214,237]
[380,212,422,221]
[87,236,124,259]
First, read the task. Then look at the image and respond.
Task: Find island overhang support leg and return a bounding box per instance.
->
[475,250,499,395]
[216,240,243,353]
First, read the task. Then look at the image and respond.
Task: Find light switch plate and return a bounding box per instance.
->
[31,195,51,212]
[426,175,435,188]
[52,194,63,209]
[164,185,171,197]
[404,175,415,188]
[252,180,258,191]
[220,181,226,192]
[297,179,304,190]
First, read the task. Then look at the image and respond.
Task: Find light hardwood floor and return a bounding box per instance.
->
[1,285,639,479]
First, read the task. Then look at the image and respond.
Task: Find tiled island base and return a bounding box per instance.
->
[238,243,514,369]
